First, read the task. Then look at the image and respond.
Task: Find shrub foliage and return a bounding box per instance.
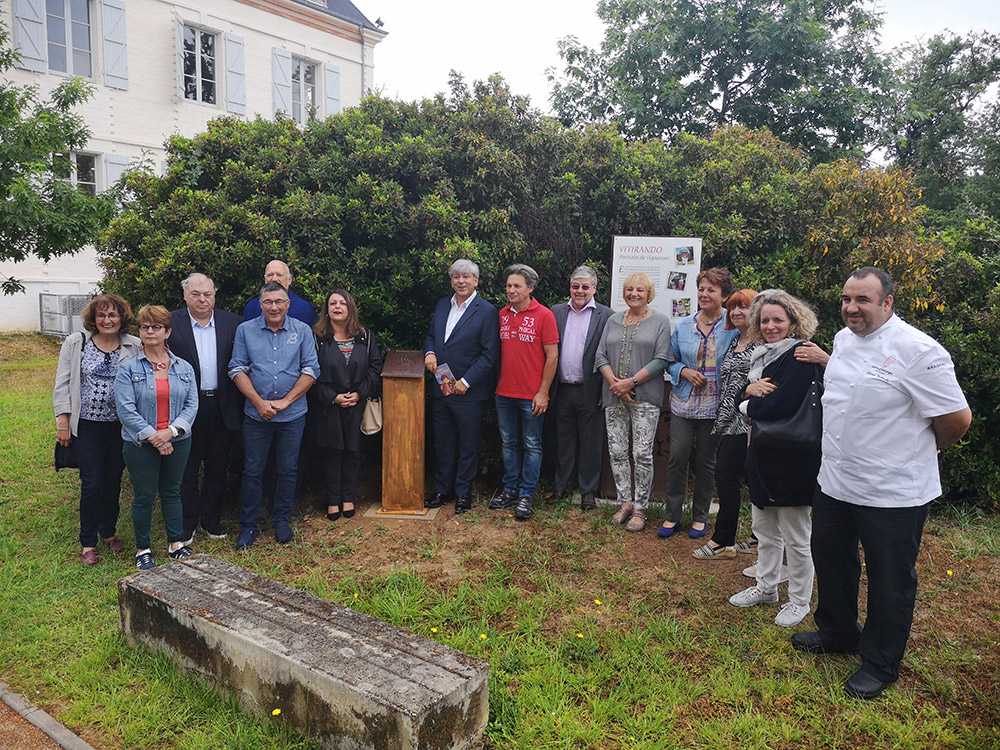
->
[100,77,997,504]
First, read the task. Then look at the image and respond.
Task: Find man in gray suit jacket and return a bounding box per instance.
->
[551,265,613,509]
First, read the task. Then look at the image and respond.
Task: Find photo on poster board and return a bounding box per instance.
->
[609,236,703,320]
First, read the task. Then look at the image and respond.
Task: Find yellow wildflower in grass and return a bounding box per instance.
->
[480,633,487,640]
[271,708,281,716]
[594,599,602,606]
[947,570,953,576]
[431,627,438,633]
[576,633,584,639]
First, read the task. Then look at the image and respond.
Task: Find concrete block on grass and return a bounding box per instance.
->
[118,555,488,750]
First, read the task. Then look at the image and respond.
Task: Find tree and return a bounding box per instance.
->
[548,0,891,161]
[880,32,1000,224]
[0,25,116,294]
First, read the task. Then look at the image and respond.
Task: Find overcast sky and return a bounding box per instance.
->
[364,0,1000,113]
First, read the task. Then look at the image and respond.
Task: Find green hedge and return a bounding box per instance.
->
[99,78,998,505]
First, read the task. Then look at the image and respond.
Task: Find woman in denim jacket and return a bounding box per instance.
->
[115,305,198,570]
[662,268,739,538]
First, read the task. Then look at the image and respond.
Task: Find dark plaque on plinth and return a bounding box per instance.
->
[378,350,427,514]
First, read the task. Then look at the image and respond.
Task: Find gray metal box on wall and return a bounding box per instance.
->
[39,294,92,336]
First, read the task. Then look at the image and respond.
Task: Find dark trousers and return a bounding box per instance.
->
[180,393,236,535]
[431,397,485,497]
[123,439,192,550]
[812,490,929,682]
[711,433,747,547]
[75,418,125,548]
[553,383,603,495]
[323,448,362,507]
[240,415,305,531]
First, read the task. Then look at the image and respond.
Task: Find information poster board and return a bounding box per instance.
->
[609,235,703,319]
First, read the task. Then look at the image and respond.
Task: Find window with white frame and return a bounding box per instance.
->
[46,0,93,77]
[291,58,317,125]
[182,25,217,104]
[54,153,98,197]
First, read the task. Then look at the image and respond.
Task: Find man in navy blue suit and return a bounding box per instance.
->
[423,259,500,514]
[169,273,245,542]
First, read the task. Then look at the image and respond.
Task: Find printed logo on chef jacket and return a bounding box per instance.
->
[867,355,895,383]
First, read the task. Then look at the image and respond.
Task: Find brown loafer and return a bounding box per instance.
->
[81,549,98,566]
[103,536,125,553]
[611,502,634,525]
[626,511,647,532]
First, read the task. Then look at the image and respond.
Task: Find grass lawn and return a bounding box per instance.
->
[1,332,998,750]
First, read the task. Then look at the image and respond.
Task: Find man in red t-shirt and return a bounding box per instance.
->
[489,264,559,521]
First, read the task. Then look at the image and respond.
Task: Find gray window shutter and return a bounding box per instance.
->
[12,0,46,72]
[175,14,185,99]
[101,0,128,90]
[225,34,246,115]
[105,154,131,189]
[272,48,292,116]
[324,63,341,116]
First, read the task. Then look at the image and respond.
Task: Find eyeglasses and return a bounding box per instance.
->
[570,284,593,291]
[96,312,120,320]
[139,325,165,333]
[260,299,289,307]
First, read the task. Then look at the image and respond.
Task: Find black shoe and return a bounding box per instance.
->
[326,507,341,522]
[342,502,356,519]
[488,490,518,510]
[455,495,472,514]
[845,669,895,700]
[274,521,294,544]
[425,493,449,509]
[580,492,596,510]
[791,631,858,655]
[514,496,533,521]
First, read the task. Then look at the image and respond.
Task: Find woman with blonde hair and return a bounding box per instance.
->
[594,272,673,532]
[728,290,822,628]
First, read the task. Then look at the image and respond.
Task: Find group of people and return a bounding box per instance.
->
[417,260,971,700]
[54,261,381,569]
[54,257,970,700]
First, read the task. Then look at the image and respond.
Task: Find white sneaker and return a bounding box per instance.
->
[729,586,779,608]
[774,602,810,627]
[742,564,790,583]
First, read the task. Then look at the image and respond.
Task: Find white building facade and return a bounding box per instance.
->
[1,0,385,331]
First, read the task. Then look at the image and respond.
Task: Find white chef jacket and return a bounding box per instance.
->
[818,314,968,507]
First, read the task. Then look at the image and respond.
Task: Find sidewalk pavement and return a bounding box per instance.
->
[0,683,96,750]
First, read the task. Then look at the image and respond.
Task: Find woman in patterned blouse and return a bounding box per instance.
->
[53,295,141,566]
[692,289,757,559]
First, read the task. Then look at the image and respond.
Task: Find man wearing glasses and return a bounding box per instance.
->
[550,266,613,510]
[228,281,319,548]
[169,273,244,543]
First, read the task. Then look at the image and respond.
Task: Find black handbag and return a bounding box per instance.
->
[54,440,79,471]
[750,365,824,447]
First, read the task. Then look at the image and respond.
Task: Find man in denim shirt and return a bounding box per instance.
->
[229,281,319,548]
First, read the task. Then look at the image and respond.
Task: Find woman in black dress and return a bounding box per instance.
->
[311,289,383,520]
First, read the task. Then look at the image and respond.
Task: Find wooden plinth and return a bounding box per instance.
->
[379,350,427,514]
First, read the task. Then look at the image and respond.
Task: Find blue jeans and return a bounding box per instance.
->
[240,415,306,531]
[495,395,544,497]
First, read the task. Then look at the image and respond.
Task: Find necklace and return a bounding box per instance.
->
[152,361,168,372]
[616,310,645,378]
